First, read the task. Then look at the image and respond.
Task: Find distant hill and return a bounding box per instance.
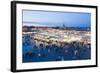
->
[23,25,91,32]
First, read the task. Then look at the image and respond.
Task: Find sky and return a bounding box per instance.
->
[23,10,91,27]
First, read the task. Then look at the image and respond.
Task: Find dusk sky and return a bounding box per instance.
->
[23,10,91,27]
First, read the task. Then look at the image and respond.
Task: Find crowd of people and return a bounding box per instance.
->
[22,35,91,63]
